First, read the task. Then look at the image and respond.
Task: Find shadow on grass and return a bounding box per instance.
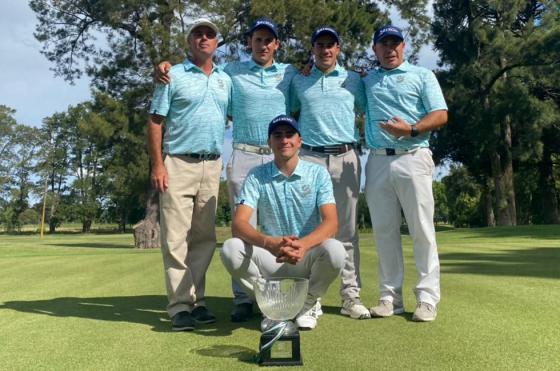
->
[193,345,256,363]
[440,246,560,279]
[0,295,263,336]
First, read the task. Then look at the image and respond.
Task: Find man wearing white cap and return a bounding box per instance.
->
[148,18,232,331]
[155,17,298,323]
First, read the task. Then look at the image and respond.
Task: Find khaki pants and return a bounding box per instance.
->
[159,154,222,317]
[300,148,361,300]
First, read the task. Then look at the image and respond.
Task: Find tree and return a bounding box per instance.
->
[443,165,483,227]
[432,0,560,225]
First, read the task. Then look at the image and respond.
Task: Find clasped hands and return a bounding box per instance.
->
[265,236,308,265]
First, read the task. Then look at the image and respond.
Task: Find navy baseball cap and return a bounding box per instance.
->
[268,115,300,137]
[373,25,404,44]
[246,17,279,38]
[311,26,341,44]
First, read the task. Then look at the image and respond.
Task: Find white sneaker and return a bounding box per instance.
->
[295,300,322,330]
[340,298,371,319]
[369,299,404,318]
[412,302,437,322]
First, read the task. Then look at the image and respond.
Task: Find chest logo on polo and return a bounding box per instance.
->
[301,184,311,197]
[217,79,226,89]
[396,76,405,83]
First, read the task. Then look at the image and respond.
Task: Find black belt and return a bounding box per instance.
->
[301,143,356,155]
[180,153,220,160]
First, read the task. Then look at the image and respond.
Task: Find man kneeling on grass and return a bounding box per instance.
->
[220,115,346,330]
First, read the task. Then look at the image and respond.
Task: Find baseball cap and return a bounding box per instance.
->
[268,115,300,137]
[373,25,404,44]
[311,26,341,44]
[246,17,279,38]
[186,18,219,38]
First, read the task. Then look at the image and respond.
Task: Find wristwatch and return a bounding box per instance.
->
[410,125,419,137]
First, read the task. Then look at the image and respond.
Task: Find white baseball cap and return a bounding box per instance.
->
[186,18,219,38]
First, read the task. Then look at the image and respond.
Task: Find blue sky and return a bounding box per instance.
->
[0,2,91,127]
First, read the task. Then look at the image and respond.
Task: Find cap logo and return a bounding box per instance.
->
[380,27,400,35]
[255,20,274,29]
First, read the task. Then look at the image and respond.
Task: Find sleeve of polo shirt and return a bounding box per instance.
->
[421,71,448,113]
[289,77,301,114]
[354,76,367,115]
[149,82,172,117]
[316,167,335,207]
[236,169,260,210]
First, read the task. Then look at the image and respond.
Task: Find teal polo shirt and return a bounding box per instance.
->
[290,64,365,147]
[237,159,335,238]
[150,59,232,155]
[362,61,447,149]
[224,60,298,146]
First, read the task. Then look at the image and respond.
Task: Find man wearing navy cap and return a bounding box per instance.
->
[363,25,448,322]
[220,115,346,331]
[155,18,298,322]
[290,26,370,320]
[148,18,232,331]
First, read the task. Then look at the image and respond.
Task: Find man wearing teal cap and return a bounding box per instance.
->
[363,25,448,322]
[221,114,346,331]
[290,26,370,320]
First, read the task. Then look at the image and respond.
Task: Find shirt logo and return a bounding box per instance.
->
[301,184,311,197]
[396,76,405,83]
[238,199,245,205]
[217,79,225,89]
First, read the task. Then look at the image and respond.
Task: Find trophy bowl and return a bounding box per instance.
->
[254,277,309,367]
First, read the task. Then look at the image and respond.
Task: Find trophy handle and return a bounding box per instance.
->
[257,321,288,361]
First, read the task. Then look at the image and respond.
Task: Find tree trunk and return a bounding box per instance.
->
[82,219,92,233]
[539,147,560,224]
[502,116,517,225]
[133,189,160,249]
[484,178,496,227]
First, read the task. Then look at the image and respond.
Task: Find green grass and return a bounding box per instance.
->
[1,226,559,370]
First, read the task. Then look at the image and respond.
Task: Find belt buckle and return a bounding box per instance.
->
[386,148,396,156]
[323,146,339,155]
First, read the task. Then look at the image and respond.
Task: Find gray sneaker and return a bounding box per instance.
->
[412,302,437,322]
[369,299,404,318]
[340,298,371,319]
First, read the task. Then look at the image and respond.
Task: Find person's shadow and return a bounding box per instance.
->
[0,295,262,336]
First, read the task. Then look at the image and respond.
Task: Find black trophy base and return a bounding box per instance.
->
[258,331,302,366]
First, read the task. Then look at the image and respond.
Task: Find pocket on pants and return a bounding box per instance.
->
[413,148,434,176]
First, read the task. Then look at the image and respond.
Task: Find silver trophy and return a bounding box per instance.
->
[254,277,308,366]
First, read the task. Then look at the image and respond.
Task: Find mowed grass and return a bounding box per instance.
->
[0,225,559,370]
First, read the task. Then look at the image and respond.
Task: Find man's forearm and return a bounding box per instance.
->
[232,219,270,250]
[415,110,448,134]
[147,115,164,167]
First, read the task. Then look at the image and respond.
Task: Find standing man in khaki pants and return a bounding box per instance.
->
[147,18,232,331]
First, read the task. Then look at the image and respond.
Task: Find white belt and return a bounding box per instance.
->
[370,147,420,156]
[233,143,272,155]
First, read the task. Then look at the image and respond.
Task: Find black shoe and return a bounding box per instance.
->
[191,306,217,324]
[171,311,195,331]
[231,303,253,322]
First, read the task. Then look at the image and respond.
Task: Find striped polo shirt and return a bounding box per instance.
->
[225,60,298,146]
[290,64,366,147]
[362,61,447,149]
[150,59,232,155]
[237,159,335,238]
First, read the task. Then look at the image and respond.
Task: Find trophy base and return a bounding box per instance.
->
[258,332,302,366]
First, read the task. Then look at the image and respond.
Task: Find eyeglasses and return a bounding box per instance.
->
[191,30,217,39]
